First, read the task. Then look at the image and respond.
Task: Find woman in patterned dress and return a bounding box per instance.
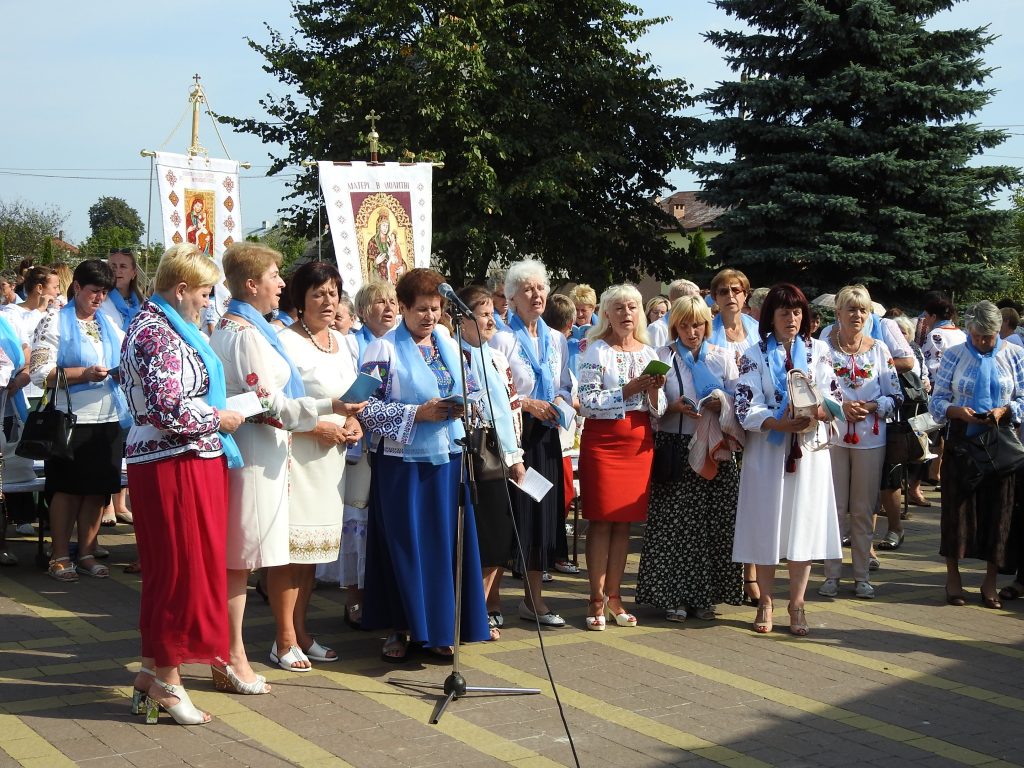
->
[578,284,666,629]
[358,268,489,662]
[211,243,356,676]
[636,296,743,623]
[121,244,250,723]
[279,261,364,661]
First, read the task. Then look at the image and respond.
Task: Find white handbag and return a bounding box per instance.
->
[786,369,823,432]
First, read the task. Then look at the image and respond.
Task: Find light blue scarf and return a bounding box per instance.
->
[509,312,555,402]
[354,324,376,363]
[57,302,131,428]
[108,290,141,331]
[674,339,723,400]
[709,313,760,348]
[965,336,1004,436]
[0,315,28,421]
[463,341,518,458]
[227,299,305,399]
[766,333,808,447]
[865,313,885,342]
[394,322,466,464]
[149,295,243,469]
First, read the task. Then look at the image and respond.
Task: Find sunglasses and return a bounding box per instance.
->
[108,248,134,256]
[716,286,745,296]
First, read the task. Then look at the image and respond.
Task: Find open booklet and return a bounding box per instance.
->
[225,391,265,418]
[509,466,554,502]
[680,393,718,415]
[822,395,845,422]
[340,372,382,403]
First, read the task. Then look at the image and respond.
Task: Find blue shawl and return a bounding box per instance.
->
[709,313,760,348]
[394,322,466,464]
[766,334,808,447]
[674,339,723,400]
[0,315,28,421]
[509,313,555,402]
[464,341,518,458]
[354,324,376,363]
[227,299,305,399]
[108,290,141,331]
[150,294,242,468]
[57,302,131,428]
[965,336,1004,436]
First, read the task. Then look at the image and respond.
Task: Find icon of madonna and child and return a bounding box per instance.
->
[365,208,410,285]
[185,196,214,255]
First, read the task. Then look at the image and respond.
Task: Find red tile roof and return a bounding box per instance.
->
[658,191,726,232]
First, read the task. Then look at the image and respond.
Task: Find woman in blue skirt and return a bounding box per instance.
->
[358,268,489,662]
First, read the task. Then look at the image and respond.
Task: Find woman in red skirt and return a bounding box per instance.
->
[577,284,666,630]
[120,244,250,726]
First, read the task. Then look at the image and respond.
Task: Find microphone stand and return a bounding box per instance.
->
[388,302,540,724]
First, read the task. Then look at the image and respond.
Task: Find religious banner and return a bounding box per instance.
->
[318,161,433,297]
[155,152,240,318]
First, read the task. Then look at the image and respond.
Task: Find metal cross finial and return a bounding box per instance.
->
[366,110,381,162]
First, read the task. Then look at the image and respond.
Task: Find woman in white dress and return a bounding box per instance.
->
[211,243,355,678]
[819,285,902,601]
[279,261,364,661]
[733,283,843,636]
[578,284,665,629]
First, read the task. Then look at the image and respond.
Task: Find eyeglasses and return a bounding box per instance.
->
[716,286,745,296]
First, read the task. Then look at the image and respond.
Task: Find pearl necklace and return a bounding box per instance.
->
[300,316,334,354]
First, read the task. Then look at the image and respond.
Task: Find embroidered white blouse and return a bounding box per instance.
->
[656,342,738,436]
[578,339,667,420]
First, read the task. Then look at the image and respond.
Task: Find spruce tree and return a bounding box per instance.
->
[693,0,1020,301]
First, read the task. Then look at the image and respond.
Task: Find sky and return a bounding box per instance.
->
[2,0,1021,246]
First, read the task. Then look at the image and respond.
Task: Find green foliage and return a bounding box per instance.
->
[688,229,709,265]
[78,226,139,260]
[0,198,68,266]
[692,0,1021,303]
[88,197,144,242]
[246,225,312,273]
[227,0,694,286]
[40,237,54,264]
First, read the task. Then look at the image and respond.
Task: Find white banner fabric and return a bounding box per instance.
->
[155,152,240,319]
[318,161,433,297]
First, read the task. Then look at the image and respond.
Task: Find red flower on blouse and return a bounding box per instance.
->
[246,373,259,386]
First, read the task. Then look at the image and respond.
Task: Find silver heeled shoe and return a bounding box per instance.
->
[145,679,210,725]
[130,666,155,715]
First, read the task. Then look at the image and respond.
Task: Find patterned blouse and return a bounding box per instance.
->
[928,341,1024,426]
[120,301,223,464]
[825,336,903,448]
[578,339,666,419]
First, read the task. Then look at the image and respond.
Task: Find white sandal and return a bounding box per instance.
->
[145,679,210,725]
[270,641,311,672]
[301,638,339,663]
[76,555,109,578]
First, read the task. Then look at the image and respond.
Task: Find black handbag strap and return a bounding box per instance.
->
[669,350,685,436]
[45,368,73,415]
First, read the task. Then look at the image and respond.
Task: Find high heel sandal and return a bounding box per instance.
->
[753,601,773,633]
[788,606,809,637]
[604,595,638,627]
[130,667,155,715]
[145,679,210,725]
[585,599,606,631]
[211,661,270,695]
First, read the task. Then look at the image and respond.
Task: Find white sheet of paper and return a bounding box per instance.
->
[509,466,554,502]
[226,391,265,418]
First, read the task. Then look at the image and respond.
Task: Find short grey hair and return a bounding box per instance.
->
[748,287,770,311]
[485,270,506,293]
[505,259,549,299]
[894,314,916,342]
[338,294,356,317]
[966,300,1001,336]
[667,279,700,301]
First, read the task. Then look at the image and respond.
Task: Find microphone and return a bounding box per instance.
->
[438,283,474,316]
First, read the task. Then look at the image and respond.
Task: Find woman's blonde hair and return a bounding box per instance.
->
[222,242,281,297]
[835,284,873,313]
[353,280,398,321]
[587,284,648,345]
[668,295,713,342]
[154,243,222,292]
[568,283,597,308]
[645,295,670,317]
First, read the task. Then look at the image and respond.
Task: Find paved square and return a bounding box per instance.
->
[2,486,1023,767]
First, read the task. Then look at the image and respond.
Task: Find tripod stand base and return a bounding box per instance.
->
[389,673,542,724]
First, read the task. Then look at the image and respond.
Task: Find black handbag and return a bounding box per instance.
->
[16,368,77,461]
[652,354,686,484]
[885,420,928,466]
[948,422,1024,492]
[468,424,506,481]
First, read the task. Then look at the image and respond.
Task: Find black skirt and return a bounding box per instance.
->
[510,415,564,573]
[44,421,125,498]
[473,477,516,568]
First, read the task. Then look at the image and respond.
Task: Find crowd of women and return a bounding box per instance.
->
[5,242,1023,728]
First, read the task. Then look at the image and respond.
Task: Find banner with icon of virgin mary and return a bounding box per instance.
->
[155,152,241,319]
[318,161,433,297]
